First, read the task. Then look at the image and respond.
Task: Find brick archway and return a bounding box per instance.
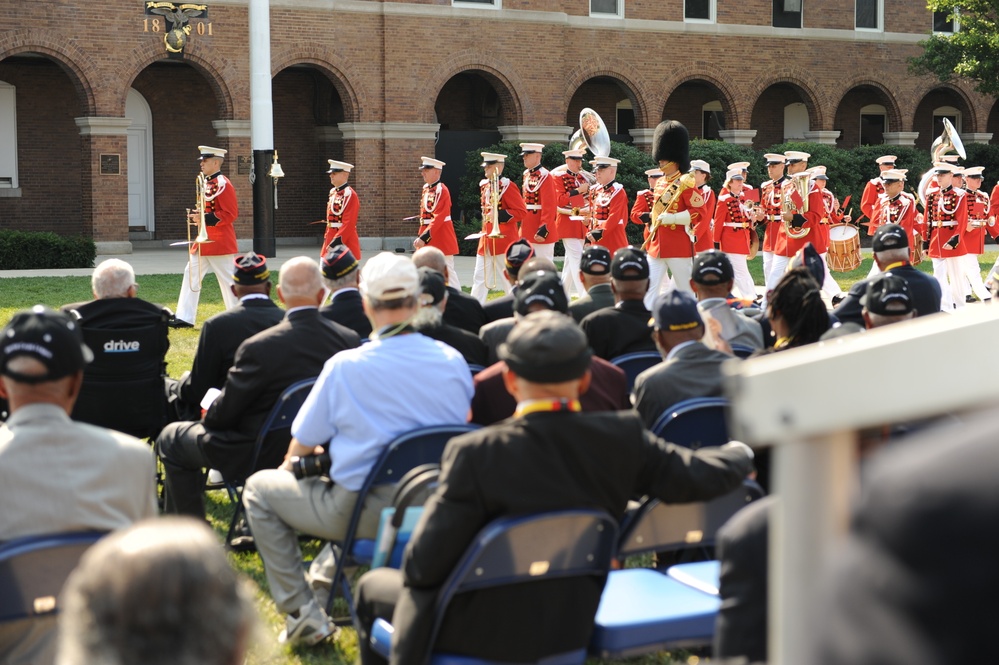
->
[424,56,526,128]
[0,31,97,115]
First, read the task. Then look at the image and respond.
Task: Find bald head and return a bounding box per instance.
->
[277,257,325,308]
[412,246,448,279]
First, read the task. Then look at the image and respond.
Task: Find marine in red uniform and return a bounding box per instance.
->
[810,166,848,297]
[924,162,969,310]
[874,170,920,248]
[320,160,361,260]
[712,168,757,300]
[584,156,629,256]
[414,156,461,288]
[758,153,787,285]
[554,148,592,298]
[173,145,241,327]
[765,151,818,299]
[631,168,662,245]
[959,166,992,301]
[471,152,527,303]
[860,155,897,233]
[519,143,558,262]
[690,160,716,254]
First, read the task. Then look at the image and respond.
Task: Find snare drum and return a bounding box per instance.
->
[827,224,861,272]
[910,230,924,266]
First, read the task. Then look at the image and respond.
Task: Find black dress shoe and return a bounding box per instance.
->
[831,294,846,307]
[966,295,978,304]
[168,318,194,329]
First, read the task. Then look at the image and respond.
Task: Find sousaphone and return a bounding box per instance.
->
[551,108,611,184]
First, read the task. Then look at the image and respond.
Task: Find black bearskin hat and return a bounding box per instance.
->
[652,120,690,172]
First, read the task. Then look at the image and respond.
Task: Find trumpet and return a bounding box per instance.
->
[782,171,811,240]
[186,173,211,291]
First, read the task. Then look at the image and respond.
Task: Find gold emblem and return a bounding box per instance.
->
[689,191,704,207]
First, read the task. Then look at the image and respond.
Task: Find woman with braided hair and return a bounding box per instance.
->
[766,266,830,351]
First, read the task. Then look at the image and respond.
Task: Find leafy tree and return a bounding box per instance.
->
[909,0,999,95]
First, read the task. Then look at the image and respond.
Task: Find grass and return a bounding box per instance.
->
[2,255,996,665]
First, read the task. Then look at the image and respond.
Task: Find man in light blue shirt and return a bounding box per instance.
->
[243,252,473,648]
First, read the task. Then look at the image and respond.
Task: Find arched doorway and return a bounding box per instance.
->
[913,88,972,151]
[567,76,639,143]
[833,85,898,147]
[663,80,730,140]
[749,83,817,149]
[126,88,155,235]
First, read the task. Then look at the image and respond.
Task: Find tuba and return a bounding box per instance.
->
[918,117,966,208]
[550,108,611,185]
[782,171,812,240]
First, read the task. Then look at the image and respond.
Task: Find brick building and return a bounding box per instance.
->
[0,0,994,253]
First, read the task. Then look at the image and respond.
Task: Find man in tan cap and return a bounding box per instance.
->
[414,157,461,288]
[554,148,592,297]
[321,160,361,260]
[520,143,558,261]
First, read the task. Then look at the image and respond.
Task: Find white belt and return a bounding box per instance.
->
[723,223,751,228]
[327,222,342,228]
[970,219,986,227]
[931,221,957,227]
[765,214,781,222]
[526,205,542,211]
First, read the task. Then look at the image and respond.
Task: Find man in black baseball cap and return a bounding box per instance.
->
[319,245,371,339]
[688,249,765,349]
[861,272,915,329]
[569,245,614,322]
[0,306,93,386]
[483,239,536,323]
[833,223,942,326]
[579,246,657,359]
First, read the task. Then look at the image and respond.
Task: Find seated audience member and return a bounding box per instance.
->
[156,257,360,520]
[568,245,614,323]
[479,256,559,364]
[63,258,173,330]
[412,267,488,366]
[688,250,764,349]
[764,267,830,353]
[354,310,754,665]
[319,245,373,339]
[0,306,157,664]
[57,517,255,665]
[862,272,916,329]
[470,272,629,426]
[242,252,473,647]
[167,252,285,421]
[632,290,734,428]
[580,246,658,360]
[482,239,535,323]
[413,246,485,334]
[834,223,941,327]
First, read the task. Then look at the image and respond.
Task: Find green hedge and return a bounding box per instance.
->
[0,230,96,270]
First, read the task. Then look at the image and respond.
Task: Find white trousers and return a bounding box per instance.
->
[530,242,555,263]
[444,255,461,291]
[963,253,990,301]
[471,254,512,304]
[175,253,239,324]
[644,257,693,310]
[762,254,790,310]
[819,253,843,297]
[932,257,966,311]
[561,239,585,298]
[728,253,757,301]
[762,251,774,284]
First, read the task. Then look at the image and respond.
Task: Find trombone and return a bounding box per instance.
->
[172,172,212,291]
[483,169,505,290]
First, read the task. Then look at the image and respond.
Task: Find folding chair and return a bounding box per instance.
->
[0,531,106,658]
[371,464,441,569]
[467,364,486,377]
[70,316,170,440]
[650,396,730,450]
[589,481,762,658]
[369,509,619,665]
[223,378,316,546]
[325,424,479,622]
[609,352,662,391]
[729,344,755,359]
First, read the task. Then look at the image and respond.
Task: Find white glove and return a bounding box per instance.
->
[656,210,692,227]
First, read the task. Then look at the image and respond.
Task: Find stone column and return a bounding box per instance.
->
[803,130,841,145]
[75,117,132,255]
[497,125,572,144]
[718,129,757,146]
[212,120,253,251]
[629,128,656,153]
[883,132,919,147]
[963,132,993,144]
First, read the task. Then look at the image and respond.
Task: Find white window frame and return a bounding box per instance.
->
[590,0,624,19]
[773,0,804,28]
[854,0,882,31]
[932,8,959,34]
[684,0,716,24]
[933,105,962,134]
[859,103,888,144]
[0,81,18,190]
[452,0,501,9]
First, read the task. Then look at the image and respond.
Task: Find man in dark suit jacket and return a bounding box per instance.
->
[156,257,360,519]
[833,224,941,327]
[319,245,373,339]
[413,246,485,334]
[63,257,172,337]
[580,246,658,360]
[412,267,487,366]
[633,290,733,427]
[354,310,754,664]
[568,245,614,323]
[168,253,285,421]
[482,240,534,323]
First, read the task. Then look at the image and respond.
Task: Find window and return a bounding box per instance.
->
[933,9,958,33]
[452,0,500,8]
[0,81,17,189]
[933,106,961,135]
[685,0,714,22]
[855,0,881,30]
[773,0,802,28]
[860,104,887,145]
[784,102,809,140]
[702,100,725,140]
[590,0,622,18]
[615,99,635,136]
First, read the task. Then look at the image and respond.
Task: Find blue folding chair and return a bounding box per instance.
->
[729,344,755,359]
[369,509,619,665]
[467,364,486,376]
[224,378,316,545]
[650,396,730,450]
[0,530,106,654]
[609,352,662,391]
[589,481,762,658]
[325,424,479,622]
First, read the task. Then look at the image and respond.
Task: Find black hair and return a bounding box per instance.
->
[767,267,829,349]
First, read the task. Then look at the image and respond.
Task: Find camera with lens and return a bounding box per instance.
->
[289,452,331,479]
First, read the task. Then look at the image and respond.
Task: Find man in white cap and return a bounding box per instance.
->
[712,169,757,300]
[631,168,663,248]
[691,160,716,253]
[554,148,592,297]
[960,166,992,302]
[243,252,473,647]
[520,143,558,261]
[757,153,787,285]
[321,160,361,260]
[809,166,847,300]
[869,169,920,278]
[924,162,969,310]
[414,157,461,288]
[725,161,753,196]
[860,155,897,234]
[172,146,241,328]
[766,151,818,303]
[584,156,630,255]
[471,153,527,303]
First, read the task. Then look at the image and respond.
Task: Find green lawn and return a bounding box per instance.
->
[1,256,995,665]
